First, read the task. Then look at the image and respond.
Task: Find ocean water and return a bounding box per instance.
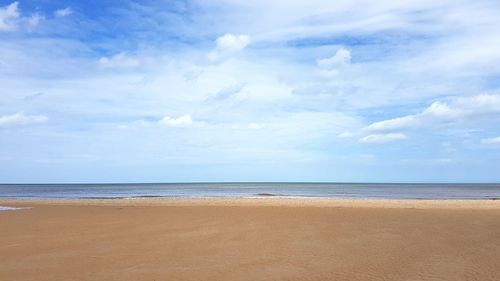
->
[1,183,500,200]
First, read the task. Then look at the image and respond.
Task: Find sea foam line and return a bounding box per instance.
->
[0,206,31,211]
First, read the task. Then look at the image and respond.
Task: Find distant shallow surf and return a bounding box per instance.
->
[1,183,500,200]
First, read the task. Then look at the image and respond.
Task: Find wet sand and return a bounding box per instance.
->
[1,198,500,281]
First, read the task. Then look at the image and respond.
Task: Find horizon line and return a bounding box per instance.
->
[1,182,500,185]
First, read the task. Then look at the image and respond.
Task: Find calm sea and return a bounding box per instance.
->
[1,183,500,200]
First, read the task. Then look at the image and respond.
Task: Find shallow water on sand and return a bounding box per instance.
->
[0,206,30,211]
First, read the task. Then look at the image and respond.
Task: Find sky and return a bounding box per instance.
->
[1,0,500,183]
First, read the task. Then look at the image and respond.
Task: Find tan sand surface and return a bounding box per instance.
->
[1,198,500,281]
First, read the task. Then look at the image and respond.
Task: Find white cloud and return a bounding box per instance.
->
[0,112,48,128]
[27,14,43,27]
[158,115,193,127]
[455,94,500,114]
[55,7,72,17]
[316,48,351,78]
[365,115,418,132]
[208,34,250,62]
[366,94,500,132]
[98,53,140,68]
[337,131,353,138]
[422,101,462,119]
[360,133,407,143]
[405,27,500,77]
[199,1,488,46]
[0,2,19,31]
[481,137,500,145]
[119,115,195,129]
[317,48,351,68]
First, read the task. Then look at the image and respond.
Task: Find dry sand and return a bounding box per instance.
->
[1,198,500,281]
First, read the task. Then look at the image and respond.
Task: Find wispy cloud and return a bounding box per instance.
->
[316,48,351,77]
[158,115,193,127]
[27,13,43,27]
[360,133,407,143]
[0,2,19,31]
[0,112,48,128]
[481,137,500,145]
[54,7,72,18]
[23,92,44,101]
[98,53,140,68]
[365,94,500,132]
[208,34,250,62]
[317,48,351,68]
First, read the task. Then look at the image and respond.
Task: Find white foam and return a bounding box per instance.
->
[0,206,31,211]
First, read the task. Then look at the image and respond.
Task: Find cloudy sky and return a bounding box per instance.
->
[1,0,500,183]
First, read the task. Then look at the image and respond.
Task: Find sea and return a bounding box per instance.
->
[1,183,500,200]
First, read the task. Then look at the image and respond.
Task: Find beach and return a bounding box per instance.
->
[1,198,500,281]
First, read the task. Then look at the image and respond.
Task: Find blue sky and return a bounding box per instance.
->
[1,0,500,183]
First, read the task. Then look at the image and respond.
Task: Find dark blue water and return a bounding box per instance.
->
[1,183,500,200]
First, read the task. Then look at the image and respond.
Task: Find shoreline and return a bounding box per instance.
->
[2,197,500,209]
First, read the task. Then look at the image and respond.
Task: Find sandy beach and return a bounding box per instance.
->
[1,198,500,281]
